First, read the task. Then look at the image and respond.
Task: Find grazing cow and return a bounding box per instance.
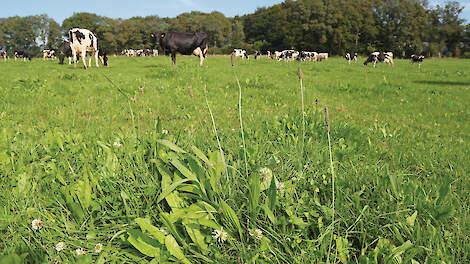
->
[233,49,249,59]
[14,50,32,61]
[279,50,299,61]
[345,52,358,64]
[410,55,424,68]
[152,49,159,56]
[0,51,7,60]
[58,40,75,64]
[317,53,328,61]
[267,51,271,58]
[363,52,393,67]
[69,28,101,69]
[299,51,318,62]
[254,51,261,59]
[152,32,208,66]
[43,50,55,60]
[273,51,283,60]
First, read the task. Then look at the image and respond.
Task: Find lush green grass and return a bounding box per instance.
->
[0,56,469,263]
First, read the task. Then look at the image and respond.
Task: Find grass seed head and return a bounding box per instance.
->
[325,106,330,133]
[298,68,303,80]
[231,53,235,67]
[188,87,194,97]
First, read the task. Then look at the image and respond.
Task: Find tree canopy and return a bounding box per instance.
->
[0,0,467,57]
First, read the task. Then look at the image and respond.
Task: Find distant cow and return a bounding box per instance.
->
[69,28,104,69]
[43,50,55,60]
[0,51,7,60]
[14,50,32,61]
[273,51,283,60]
[345,52,358,64]
[267,51,271,58]
[254,51,261,59]
[299,51,318,62]
[317,53,328,61]
[281,50,299,61]
[410,55,424,68]
[152,49,159,56]
[234,49,249,59]
[152,32,208,66]
[363,52,393,67]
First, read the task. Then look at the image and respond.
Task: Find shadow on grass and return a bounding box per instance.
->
[414,80,470,86]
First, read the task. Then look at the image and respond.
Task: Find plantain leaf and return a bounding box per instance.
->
[156,139,186,153]
[220,200,242,238]
[135,218,166,244]
[157,178,193,203]
[127,229,161,258]
[165,235,191,264]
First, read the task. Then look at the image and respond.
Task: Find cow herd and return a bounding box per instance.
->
[0,27,425,69]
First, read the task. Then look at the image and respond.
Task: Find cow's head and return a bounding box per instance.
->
[151,32,166,45]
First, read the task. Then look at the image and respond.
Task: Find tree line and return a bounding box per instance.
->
[0,0,468,58]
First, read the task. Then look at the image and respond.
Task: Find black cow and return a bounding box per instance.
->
[152,32,208,66]
[410,55,424,68]
[14,49,32,61]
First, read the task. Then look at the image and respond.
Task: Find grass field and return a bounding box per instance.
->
[0,56,469,263]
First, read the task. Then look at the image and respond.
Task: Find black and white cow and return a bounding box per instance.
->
[14,50,32,61]
[0,51,7,60]
[152,32,208,66]
[58,40,73,64]
[345,52,358,64]
[69,28,104,69]
[233,49,249,59]
[279,50,299,61]
[410,55,424,68]
[43,50,55,60]
[299,51,318,62]
[363,52,393,67]
[254,51,262,59]
[267,51,271,58]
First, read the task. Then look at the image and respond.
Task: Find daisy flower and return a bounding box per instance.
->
[76,248,86,256]
[95,243,103,253]
[55,242,65,252]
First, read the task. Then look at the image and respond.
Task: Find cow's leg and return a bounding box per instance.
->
[72,49,77,69]
[24,57,26,62]
[171,51,176,65]
[94,50,99,67]
[68,57,71,65]
[81,50,87,69]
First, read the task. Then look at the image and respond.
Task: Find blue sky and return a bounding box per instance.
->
[1,0,284,23]
[1,0,468,24]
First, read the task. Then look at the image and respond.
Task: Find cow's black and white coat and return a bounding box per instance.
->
[14,50,32,61]
[43,50,55,60]
[345,52,358,64]
[233,49,249,59]
[363,52,393,67]
[69,28,102,69]
[254,51,261,59]
[152,32,208,66]
[410,55,424,68]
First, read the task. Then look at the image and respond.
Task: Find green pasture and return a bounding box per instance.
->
[0,56,469,263]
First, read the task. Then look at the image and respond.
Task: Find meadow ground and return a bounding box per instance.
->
[0,56,469,263]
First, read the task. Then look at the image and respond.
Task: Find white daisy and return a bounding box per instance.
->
[162,129,168,135]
